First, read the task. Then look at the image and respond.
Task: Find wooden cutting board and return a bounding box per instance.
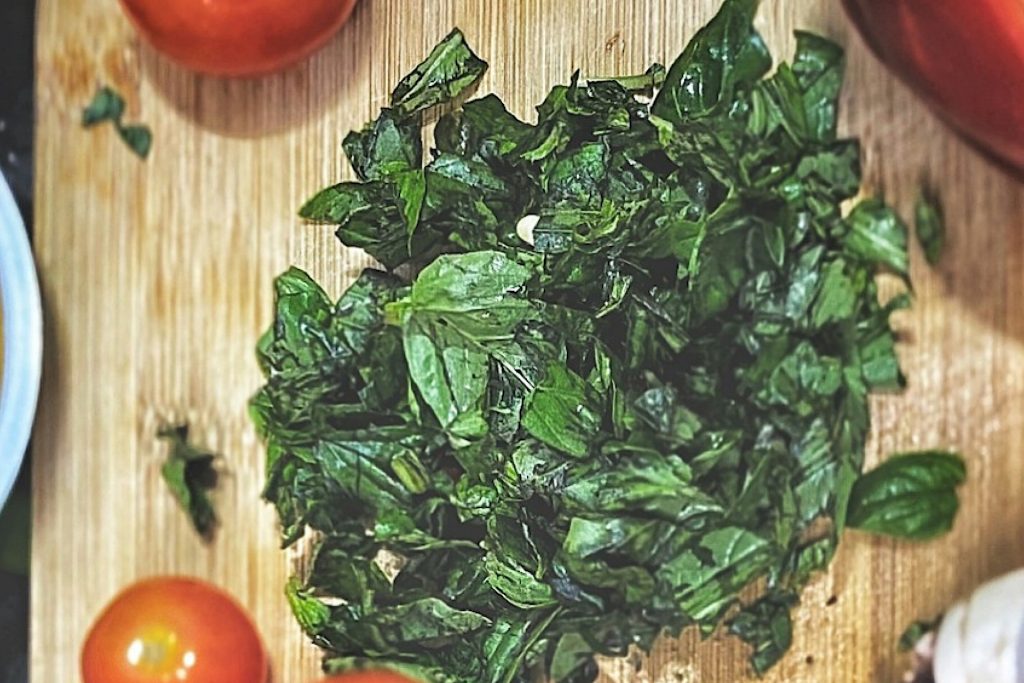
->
[31,1,1024,681]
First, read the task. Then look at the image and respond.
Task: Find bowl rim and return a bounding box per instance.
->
[0,176,41,510]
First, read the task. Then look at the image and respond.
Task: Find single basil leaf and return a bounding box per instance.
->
[315,436,419,509]
[300,181,435,269]
[300,180,392,221]
[688,196,755,320]
[118,124,153,159]
[749,63,810,143]
[792,31,845,142]
[422,154,512,240]
[915,191,946,266]
[563,517,655,561]
[391,250,533,332]
[343,108,423,181]
[286,576,331,637]
[391,251,534,437]
[562,454,721,524]
[549,632,597,683]
[435,94,532,163]
[158,425,218,539]
[82,86,125,126]
[857,292,910,391]
[391,28,488,118]
[522,363,602,458]
[842,199,909,275]
[594,63,666,93]
[361,597,492,642]
[394,169,427,237]
[404,322,490,439]
[652,0,771,122]
[811,258,857,329]
[848,451,966,540]
[484,610,562,683]
[484,552,557,609]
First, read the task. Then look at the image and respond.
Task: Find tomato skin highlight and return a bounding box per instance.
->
[82,577,268,683]
[119,0,359,77]
[842,0,1024,173]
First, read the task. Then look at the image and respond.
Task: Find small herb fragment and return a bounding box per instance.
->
[158,425,218,538]
[848,451,966,540]
[898,616,940,652]
[915,191,946,266]
[82,86,153,159]
[254,3,965,680]
[728,592,798,674]
[82,86,126,125]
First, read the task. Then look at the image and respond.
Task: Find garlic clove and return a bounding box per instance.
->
[934,601,968,683]
[961,569,1024,683]
[933,569,1024,683]
[516,214,539,246]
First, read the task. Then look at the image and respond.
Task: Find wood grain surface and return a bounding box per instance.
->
[32,1,1024,682]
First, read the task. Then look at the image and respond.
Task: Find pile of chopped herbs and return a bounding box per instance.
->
[251,1,964,680]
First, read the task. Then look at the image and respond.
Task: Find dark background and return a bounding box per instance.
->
[0,0,35,680]
[1,0,34,217]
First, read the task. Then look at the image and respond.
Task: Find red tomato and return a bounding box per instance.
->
[319,673,423,683]
[119,0,359,77]
[82,577,268,683]
[842,0,1024,173]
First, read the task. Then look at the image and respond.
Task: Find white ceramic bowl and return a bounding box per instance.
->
[0,176,41,509]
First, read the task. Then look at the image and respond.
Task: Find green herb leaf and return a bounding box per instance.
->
[848,451,966,540]
[343,109,423,181]
[118,125,152,159]
[158,425,218,539]
[390,251,534,439]
[82,86,152,159]
[898,616,940,652]
[652,0,770,122]
[843,199,909,275]
[522,363,601,457]
[792,31,845,141]
[82,86,125,125]
[391,28,489,118]
[300,181,437,269]
[286,576,331,637]
[915,190,946,266]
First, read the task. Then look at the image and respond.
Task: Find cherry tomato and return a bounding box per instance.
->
[319,673,423,683]
[119,0,359,77]
[82,577,268,683]
[842,0,1024,173]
